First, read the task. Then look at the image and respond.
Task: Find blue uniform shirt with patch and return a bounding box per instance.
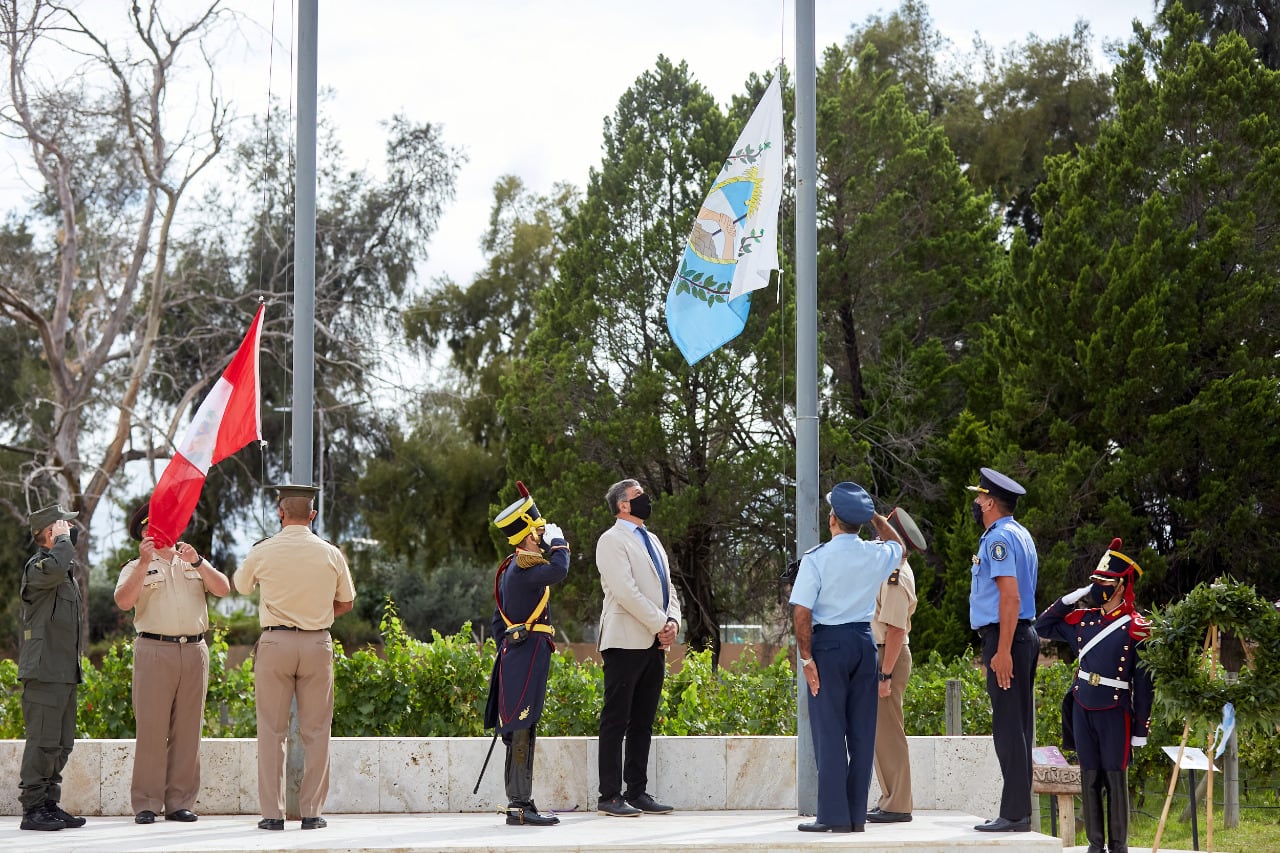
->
[789,535,903,625]
[969,515,1039,628]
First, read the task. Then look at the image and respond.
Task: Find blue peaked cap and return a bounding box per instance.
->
[827,482,875,525]
[967,466,1026,506]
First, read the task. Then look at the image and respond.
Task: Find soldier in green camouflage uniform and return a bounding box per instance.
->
[18,505,86,832]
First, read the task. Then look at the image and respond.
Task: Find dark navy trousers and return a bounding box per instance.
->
[807,622,877,828]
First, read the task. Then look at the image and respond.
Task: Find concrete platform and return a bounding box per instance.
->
[2,810,1064,852]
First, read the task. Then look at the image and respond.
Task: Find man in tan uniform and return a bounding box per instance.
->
[234,485,356,831]
[115,500,230,824]
[866,551,917,823]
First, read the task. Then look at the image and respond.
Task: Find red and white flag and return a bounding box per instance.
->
[147,305,264,547]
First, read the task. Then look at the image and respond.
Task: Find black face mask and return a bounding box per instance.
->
[628,493,653,520]
[1088,582,1115,607]
[970,501,986,529]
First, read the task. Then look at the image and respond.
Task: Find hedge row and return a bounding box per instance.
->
[1,604,1275,791]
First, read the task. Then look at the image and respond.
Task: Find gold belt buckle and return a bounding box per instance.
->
[1088,672,1101,686]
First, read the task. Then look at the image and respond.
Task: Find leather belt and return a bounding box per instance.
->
[1077,669,1130,690]
[138,632,204,644]
[264,625,300,631]
[976,619,1033,640]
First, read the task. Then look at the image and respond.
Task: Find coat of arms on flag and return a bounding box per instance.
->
[666,75,784,365]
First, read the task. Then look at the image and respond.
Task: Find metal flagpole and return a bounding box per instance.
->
[293,0,317,494]
[285,0,319,823]
[794,0,819,817]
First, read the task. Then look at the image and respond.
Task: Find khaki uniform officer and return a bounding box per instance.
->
[234,485,356,832]
[868,555,917,822]
[114,500,230,824]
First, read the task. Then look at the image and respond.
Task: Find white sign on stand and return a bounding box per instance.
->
[1162,745,1220,772]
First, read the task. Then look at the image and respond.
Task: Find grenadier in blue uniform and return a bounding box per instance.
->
[967,466,1039,833]
[1036,539,1152,853]
[790,482,904,834]
[484,485,569,827]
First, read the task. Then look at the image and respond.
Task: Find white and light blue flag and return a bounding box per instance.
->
[666,75,784,365]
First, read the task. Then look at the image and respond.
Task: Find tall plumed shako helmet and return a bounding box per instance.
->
[1091,537,1143,606]
[493,480,546,545]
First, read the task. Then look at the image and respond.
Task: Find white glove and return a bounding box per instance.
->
[1131,736,1147,747]
[542,523,565,543]
[1063,585,1093,605]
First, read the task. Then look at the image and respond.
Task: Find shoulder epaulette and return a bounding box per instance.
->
[887,566,901,586]
[1129,613,1152,640]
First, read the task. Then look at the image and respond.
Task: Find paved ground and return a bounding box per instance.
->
[2,810,1067,852]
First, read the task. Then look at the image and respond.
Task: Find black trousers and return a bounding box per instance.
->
[598,644,665,801]
[981,623,1039,821]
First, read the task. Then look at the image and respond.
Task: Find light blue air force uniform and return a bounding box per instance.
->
[969,516,1038,629]
[790,534,902,829]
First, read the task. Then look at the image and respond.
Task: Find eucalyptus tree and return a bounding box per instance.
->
[984,5,1280,604]
[0,0,231,646]
[500,58,794,654]
[152,104,463,556]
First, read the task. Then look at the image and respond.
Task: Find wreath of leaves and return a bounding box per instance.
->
[1142,577,1280,728]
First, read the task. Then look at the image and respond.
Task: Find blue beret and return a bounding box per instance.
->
[967,466,1026,505]
[827,482,875,525]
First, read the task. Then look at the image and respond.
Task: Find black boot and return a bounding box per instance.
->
[45,801,86,828]
[1105,769,1130,853]
[1081,769,1106,853]
[503,729,557,825]
[20,804,64,831]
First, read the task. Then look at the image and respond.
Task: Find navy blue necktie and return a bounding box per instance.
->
[636,526,670,611]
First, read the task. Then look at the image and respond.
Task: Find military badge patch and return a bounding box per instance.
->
[989,542,1009,561]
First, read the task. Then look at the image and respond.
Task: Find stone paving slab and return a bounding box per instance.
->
[0,810,1067,852]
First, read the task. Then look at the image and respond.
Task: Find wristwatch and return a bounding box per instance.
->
[799,657,813,669]
[878,671,893,682]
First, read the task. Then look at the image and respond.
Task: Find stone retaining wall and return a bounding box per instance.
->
[0,735,1001,817]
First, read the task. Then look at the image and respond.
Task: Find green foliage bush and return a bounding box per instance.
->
[2,605,1274,795]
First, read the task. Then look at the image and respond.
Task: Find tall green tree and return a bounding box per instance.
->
[1164,0,1280,68]
[500,58,794,654]
[814,42,1001,657]
[984,5,1280,604]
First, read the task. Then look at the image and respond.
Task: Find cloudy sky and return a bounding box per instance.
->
[192,0,1158,289]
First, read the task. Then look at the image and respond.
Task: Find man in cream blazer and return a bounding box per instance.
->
[594,479,682,817]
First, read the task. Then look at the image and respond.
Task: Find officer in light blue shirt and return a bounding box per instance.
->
[966,466,1039,834]
[790,482,903,834]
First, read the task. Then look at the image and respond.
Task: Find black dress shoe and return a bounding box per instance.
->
[257,818,285,830]
[974,815,1031,832]
[867,809,912,822]
[165,809,198,822]
[597,796,642,817]
[134,810,157,825]
[797,820,853,832]
[45,802,86,828]
[301,816,327,830]
[624,792,673,813]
